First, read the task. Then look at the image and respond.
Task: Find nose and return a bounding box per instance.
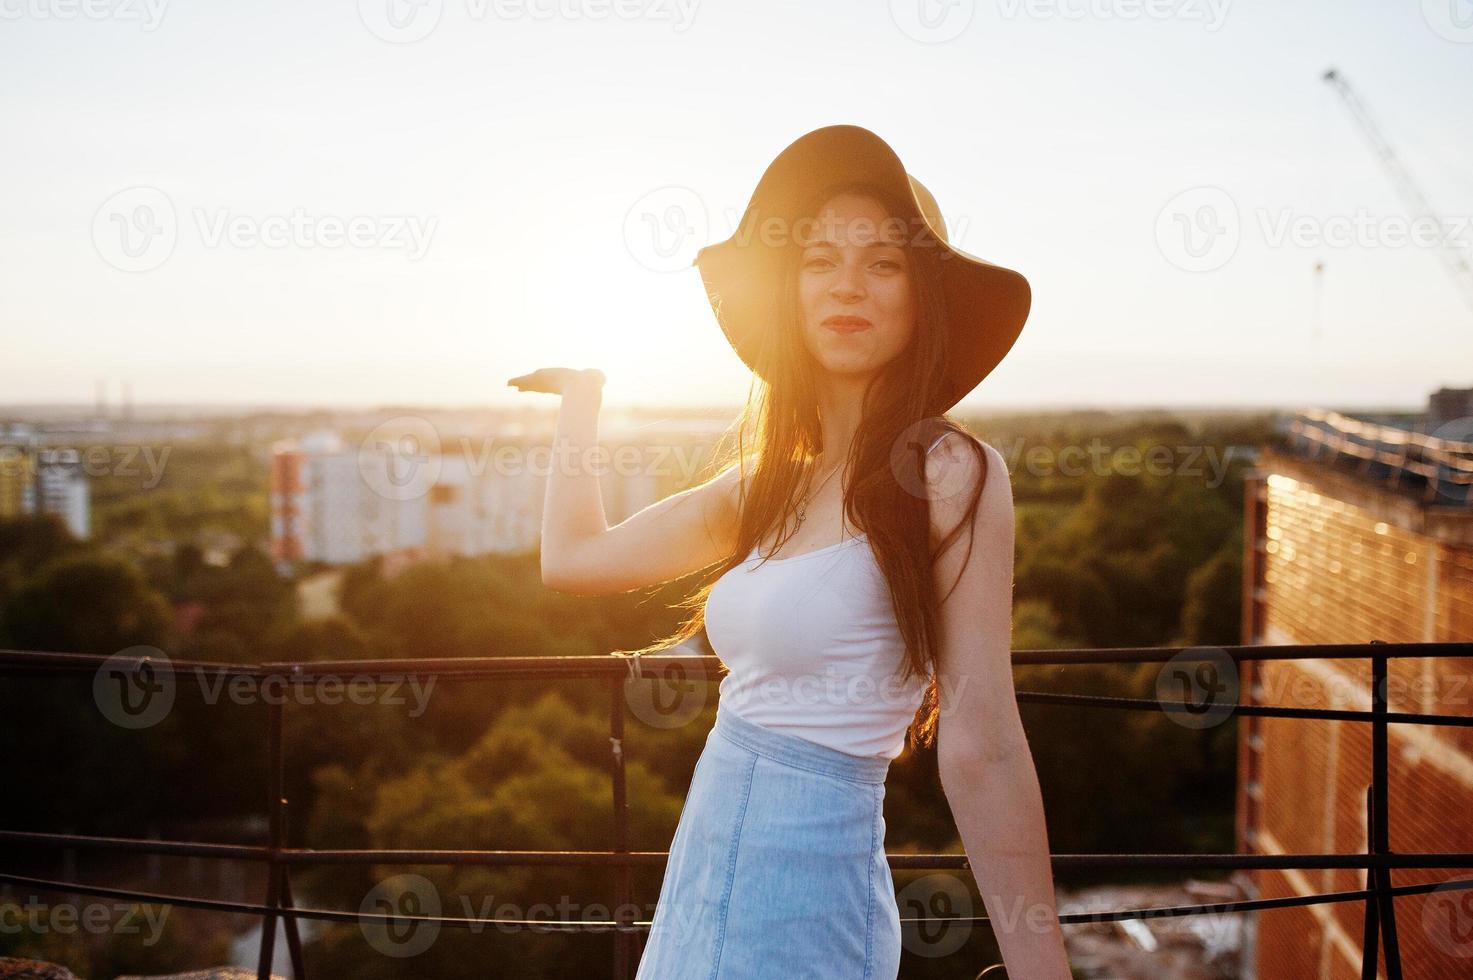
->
[828,261,866,302]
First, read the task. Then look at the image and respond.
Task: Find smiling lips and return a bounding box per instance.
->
[822,315,873,334]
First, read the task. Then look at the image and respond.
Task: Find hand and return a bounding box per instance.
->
[506,368,606,395]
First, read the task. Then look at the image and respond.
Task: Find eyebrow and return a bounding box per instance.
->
[801,239,906,249]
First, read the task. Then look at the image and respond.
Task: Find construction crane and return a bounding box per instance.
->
[1322,67,1473,315]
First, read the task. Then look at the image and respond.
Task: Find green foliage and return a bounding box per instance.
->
[270,614,379,663]
[1178,539,1244,646]
[89,440,267,549]
[0,550,185,826]
[302,690,686,978]
[1016,659,1237,864]
[0,512,83,577]
[170,544,298,658]
[0,514,84,626]
[1009,418,1249,651]
[1,551,173,655]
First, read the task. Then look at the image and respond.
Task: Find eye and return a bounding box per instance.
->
[873,259,904,272]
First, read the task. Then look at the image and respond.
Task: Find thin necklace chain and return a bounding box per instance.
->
[794,456,845,529]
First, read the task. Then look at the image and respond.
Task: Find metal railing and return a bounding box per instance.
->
[2,641,1472,979]
[1285,408,1473,505]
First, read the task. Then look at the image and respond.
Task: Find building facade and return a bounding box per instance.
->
[1238,411,1473,979]
[269,426,687,571]
[0,424,90,540]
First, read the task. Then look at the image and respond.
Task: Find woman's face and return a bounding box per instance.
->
[797,191,916,383]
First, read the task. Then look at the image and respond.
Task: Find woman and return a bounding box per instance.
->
[508,125,1071,979]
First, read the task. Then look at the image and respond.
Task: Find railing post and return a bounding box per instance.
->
[610,677,634,980]
[1368,641,1404,980]
[280,800,306,979]
[257,695,285,980]
[1359,787,1379,980]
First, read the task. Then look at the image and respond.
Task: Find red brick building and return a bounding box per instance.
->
[1237,408,1473,978]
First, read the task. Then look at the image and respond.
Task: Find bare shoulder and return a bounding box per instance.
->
[923,433,1012,542]
[704,459,746,525]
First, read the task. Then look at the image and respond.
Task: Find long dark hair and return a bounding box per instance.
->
[617,179,992,755]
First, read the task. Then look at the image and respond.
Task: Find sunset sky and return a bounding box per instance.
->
[3,0,1471,412]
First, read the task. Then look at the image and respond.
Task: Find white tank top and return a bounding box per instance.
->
[703,432,950,760]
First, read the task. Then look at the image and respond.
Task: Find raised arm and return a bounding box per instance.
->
[508,367,743,596]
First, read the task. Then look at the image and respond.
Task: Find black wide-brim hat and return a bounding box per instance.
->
[692,124,1031,413]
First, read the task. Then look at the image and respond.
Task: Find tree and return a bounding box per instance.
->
[1,553,173,655]
[302,690,689,979]
[1177,539,1243,647]
[0,554,180,830]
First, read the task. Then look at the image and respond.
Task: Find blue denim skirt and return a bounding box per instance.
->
[635,707,901,979]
